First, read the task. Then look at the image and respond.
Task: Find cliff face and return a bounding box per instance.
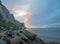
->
[0,1,25,29]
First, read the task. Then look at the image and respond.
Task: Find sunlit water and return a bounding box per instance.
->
[28,28,60,42]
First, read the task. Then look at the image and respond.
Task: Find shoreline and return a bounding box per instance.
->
[28,28,60,43]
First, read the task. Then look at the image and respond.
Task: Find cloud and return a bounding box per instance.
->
[48,23,60,27]
[2,0,60,28]
[13,7,31,28]
[13,0,60,28]
[13,5,30,11]
[29,0,60,25]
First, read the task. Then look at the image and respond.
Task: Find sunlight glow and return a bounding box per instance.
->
[13,8,31,28]
[13,9,30,16]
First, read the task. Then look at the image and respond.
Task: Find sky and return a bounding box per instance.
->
[1,0,60,28]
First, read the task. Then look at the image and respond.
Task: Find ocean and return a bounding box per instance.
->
[28,28,60,42]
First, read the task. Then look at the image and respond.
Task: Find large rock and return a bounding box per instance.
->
[23,30,37,41]
[0,33,7,44]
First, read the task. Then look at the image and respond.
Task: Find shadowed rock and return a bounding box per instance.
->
[0,33,7,44]
[23,30,37,41]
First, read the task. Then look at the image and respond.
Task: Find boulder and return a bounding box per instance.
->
[23,30,37,41]
[11,36,21,44]
[0,39,7,44]
[0,33,7,44]
[2,36,11,44]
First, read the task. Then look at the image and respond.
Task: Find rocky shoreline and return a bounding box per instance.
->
[0,24,46,44]
[0,25,60,44]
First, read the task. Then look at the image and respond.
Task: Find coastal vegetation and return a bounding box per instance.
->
[0,20,17,28]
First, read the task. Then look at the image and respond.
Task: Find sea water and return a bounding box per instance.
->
[28,28,60,42]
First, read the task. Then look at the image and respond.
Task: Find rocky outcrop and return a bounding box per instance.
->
[23,30,36,41]
[0,0,25,29]
[0,23,46,44]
